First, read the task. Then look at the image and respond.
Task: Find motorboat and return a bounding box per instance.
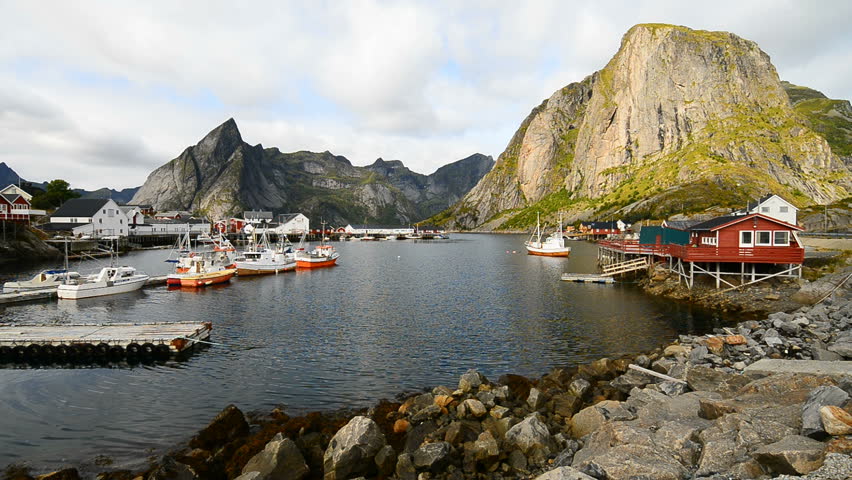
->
[57,266,149,299]
[525,213,571,257]
[234,230,296,275]
[294,225,339,268]
[167,253,237,286]
[3,269,80,293]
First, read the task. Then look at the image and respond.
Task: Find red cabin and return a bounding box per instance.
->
[0,192,32,222]
[673,213,804,264]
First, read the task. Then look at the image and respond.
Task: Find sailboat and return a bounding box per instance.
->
[524,213,571,257]
[233,228,296,275]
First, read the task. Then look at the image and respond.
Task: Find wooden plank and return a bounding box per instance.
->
[560,273,615,284]
[629,364,687,384]
[0,321,211,352]
[0,289,57,305]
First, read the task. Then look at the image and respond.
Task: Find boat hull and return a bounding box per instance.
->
[235,262,297,276]
[179,269,236,287]
[295,258,338,269]
[57,276,149,300]
[525,246,571,257]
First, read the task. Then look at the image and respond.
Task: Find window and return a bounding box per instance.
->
[761,206,770,213]
[756,231,772,246]
[99,219,102,224]
[108,209,115,217]
[774,231,790,246]
[701,237,717,246]
[779,206,788,213]
[0,204,6,213]
[119,219,123,224]
[103,210,106,214]
[740,231,753,247]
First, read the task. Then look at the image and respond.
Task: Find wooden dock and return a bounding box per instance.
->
[560,273,615,284]
[0,321,212,362]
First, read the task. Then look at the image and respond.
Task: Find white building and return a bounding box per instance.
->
[273,213,310,235]
[342,224,415,236]
[743,194,798,225]
[131,218,211,236]
[49,198,131,237]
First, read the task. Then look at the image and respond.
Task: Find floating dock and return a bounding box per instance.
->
[560,273,615,284]
[0,321,212,363]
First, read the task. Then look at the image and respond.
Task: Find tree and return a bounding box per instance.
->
[31,179,80,210]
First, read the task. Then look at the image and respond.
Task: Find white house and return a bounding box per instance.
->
[120,205,144,226]
[272,213,310,235]
[342,224,415,236]
[743,194,798,225]
[0,184,33,202]
[49,198,130,237]
[131,218,211,236]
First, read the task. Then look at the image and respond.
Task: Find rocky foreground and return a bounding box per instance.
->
[18,274,852,480]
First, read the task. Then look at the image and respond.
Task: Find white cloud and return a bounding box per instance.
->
[0,0,849,189]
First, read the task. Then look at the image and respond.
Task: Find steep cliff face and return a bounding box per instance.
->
[131,120,492,224]
[436,24,851,230]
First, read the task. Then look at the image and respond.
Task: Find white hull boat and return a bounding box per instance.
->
[57,266,149,300]
[3,270,80,293]
[525,214,571,257]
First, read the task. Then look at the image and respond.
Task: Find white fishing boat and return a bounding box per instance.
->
[57,266,150,299]
[234,230,296,276]
[3,269,80,293]
[525,213,571,257]
[294,224,339,269]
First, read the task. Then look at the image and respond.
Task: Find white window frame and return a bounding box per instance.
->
[701,236,717,246]
[773,231,790,246]
[761,206,770,213]
[755,230,772,246]
[779,206,788,213]
[740,230,754,247]
[0,204,7,213]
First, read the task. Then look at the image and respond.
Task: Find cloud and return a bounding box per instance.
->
[0,0,849,189]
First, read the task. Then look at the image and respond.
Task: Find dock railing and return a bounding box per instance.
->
[599,240,804,264]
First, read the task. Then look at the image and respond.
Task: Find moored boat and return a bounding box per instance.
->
[525,214,571,257]
[178,268,237,287]
[3,270,80,293]
[233,230,296,276]
[57,266,149,300]
[295,245,339,268]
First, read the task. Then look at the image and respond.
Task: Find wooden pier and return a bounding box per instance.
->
[560,273,615,284]
[0,321,212,363]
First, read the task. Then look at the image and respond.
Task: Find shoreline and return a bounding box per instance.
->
[10,270,851,479]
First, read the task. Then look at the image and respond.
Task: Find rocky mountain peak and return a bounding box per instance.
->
[194,118,243,163]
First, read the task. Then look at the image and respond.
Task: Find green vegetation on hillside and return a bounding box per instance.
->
[793,98,852,158]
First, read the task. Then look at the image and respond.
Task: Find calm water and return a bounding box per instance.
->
[0,234,723,470]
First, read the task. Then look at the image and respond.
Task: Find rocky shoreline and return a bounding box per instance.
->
[9,272,852,480]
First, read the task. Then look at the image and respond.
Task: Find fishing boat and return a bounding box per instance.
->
[167,253,237,286]
[295,225,339,268]
[57,266,149,299]
[177,266,237,287]
[525,213,571,257]
[3,269,80,293]
[234,230,296,276]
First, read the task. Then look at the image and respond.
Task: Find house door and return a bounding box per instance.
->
[739,231,754,248]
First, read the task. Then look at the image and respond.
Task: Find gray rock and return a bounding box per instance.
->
[468,431,500,463]
[323,416,387,480]
[690,345,709,363]
[568,378,591,398]
[147,456,197,480]
[411,404,443,423]
[476,390,496,408]
[753,435,827,475]
[811,347,842,361]
[374,445,396,477]
[659,380,688,396]
[801,385,850,437]
[634,354,651,368]
[527,387,547,410]
[532,466,595,480]
[458,369,486,393]
[610,369,653,393]
[395,453,417,480]
[412,441,452,472]
[242,433,308,480]
[827,339,852,358]
[504,414,556,463]
[459,398,487,418]
[507,449,528,471]
[774,452,852,480]
[552,393,582,418]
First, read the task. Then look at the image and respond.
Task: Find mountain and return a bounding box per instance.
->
[0,162,21,187]
[433,24,851,230]
[130,119,494,224]
[76,187,141,204]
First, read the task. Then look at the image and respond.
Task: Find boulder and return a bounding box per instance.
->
[575,444,688,480]
[571,405,605,439]
[504,414,556,462]
[468,431,500,463]
[498,374,533,401]
[234,473,260,480]
[753,435,826,475]
[702,336,725,355]
[323,416,387,480]
[686,366,750,398]
[411,442,452,472]
[411,404,442,423]
[819,405,852,435]
[490,405,510,419]
[434,394,454,408]
[801,385,849,437]
[393,419,410,434]
[610,369,653,393]
[659,380,688,396]
[444,420,481,446]
[394,453,416,480]
[37,469,81,480]
[552,393,582,418]
[459,369,486,393]
[527,388,547,410]
[663,345,690,357]
[404,419,438,453]
[188,404,249,451]
[374,445,396,477]
[146,456,197,480]
[531,466,595,480]
[241,433,308,480]
[568,378,591,398]
[458,398,487,418]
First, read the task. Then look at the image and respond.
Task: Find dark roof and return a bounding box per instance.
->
[52,198,110,218]
[278,213,304,223]
[42,222,87,231]
[746,194,775,211]
[663,220,702,231]
[244,210,273,220]
[0,193,23,204]
[690,213,803,232]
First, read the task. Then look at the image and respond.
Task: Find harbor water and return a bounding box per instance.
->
[0,234,725,470]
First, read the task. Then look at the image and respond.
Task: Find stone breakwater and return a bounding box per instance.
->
[16,281,852,480]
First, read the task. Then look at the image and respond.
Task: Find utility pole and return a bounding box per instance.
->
[824,204,828,233]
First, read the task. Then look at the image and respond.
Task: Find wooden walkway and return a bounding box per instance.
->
[0,321,211,354]
[560,273,615,284]
[601,257,651,276]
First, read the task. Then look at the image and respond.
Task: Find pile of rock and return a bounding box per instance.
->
[61,281,851,480]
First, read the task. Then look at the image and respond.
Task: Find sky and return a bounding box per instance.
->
[1,1,851,190]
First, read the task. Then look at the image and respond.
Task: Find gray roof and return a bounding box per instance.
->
[51,198,110,218]
[278,213,304,223]
[663,220,702,231]
[244,210,273,220]
[42,222,87,231]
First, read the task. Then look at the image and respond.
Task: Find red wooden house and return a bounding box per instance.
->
[677,213,804,263]
[0,187,34,222]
